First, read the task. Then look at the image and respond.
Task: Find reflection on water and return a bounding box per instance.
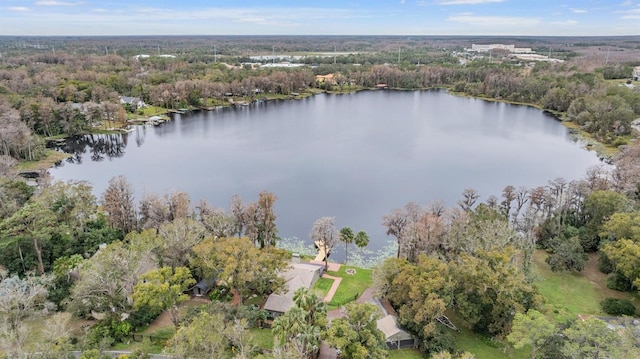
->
[53,133,129,165]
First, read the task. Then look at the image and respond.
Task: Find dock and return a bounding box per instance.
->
[314,240,331,262]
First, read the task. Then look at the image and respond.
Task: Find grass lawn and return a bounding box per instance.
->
[249,327,274,350]
[388,348,424,359]
[533,250,609,323]
[16,149,71,171]
[326,265,372,309]
[313,277,335,297]
[443,311,529,359]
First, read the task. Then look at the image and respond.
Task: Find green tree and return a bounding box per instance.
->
[354,230,370,254]
[272,288,327,357]
[451,248,541,336]
[507,309,556,359]
[386,255,450,345]
[601,239,640,289]
[561,317,622,359]
[167,312,226,359]
[0,201,57,274]
[545,234,587,272]
[581,190,630,251]
[340,227,355,264]
[325,303,388,359]
[191,236,288,304]
[132,266,195,328]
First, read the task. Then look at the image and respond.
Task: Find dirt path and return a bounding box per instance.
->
[322,274,342,303]
[581,253,636,301]
[143,297,211,334]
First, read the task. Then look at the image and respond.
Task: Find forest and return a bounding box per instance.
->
[1,35,640,359]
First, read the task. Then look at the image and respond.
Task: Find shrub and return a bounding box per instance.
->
[606,272,633,292]
[209,285,233,301]
[600,298,636,316]
[597,252,614,274]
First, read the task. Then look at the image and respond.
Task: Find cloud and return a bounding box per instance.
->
[620,1,633,6]
[8,6,31,11]
[617,6,640,18]
[448,14,541,26]
[35,1,83,5]
[552,20,579,25]
[570,8,587,13]
[436,0,504,5]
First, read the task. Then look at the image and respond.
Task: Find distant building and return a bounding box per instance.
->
[316,73,336,85]
[469,44,532,54]
[119,96,147,110]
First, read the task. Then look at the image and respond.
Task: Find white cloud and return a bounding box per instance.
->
[570,8,587,13]
[448,14,541,26]
[436,0,504,5]
[35,1,83,6]
[617,6,640,18]
[8,6,31,11]
[552,20,579,25]
[620,1,633,6]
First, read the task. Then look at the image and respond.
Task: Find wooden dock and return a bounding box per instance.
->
[314,240,331,262]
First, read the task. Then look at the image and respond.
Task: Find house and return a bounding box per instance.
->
[192,278,215,297]
[119,96,147,110]
[263,262,324,318]
[633,66,640,81]
[377,315,416,349]
[315,74,336,85]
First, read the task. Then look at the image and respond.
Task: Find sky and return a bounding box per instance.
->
[1,0,639,36]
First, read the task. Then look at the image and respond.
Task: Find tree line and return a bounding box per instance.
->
[1,41,639,164]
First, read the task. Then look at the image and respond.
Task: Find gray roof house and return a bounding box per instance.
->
[263,262,324,318]
[119,96,147,109]
[377,315,416,349]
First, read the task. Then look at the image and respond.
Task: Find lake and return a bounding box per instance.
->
[50,90,604,259]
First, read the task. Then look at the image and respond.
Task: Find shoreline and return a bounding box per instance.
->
[17,87,624,173]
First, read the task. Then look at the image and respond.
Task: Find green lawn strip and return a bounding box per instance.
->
[533,251,605,323]
[313,277,335,297]
[448,313,529,359]
[326,265,372,308]
[249,327,274,350]
[387,348,424,359]
[16,149,71,171]
[111,340,164,354]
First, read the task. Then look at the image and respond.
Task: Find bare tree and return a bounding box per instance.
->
[230,194,246,237]
[139,192,171,230]
[198,200,235,239]
[245,191,278,248]
[157,217,207,268]
[0,275,53,358]
[169,190,191,221]
[458,188,480,212]
[101,176,137,233]
[310,217,338,270]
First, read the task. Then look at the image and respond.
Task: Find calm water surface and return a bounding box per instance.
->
[50,90,604,253]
